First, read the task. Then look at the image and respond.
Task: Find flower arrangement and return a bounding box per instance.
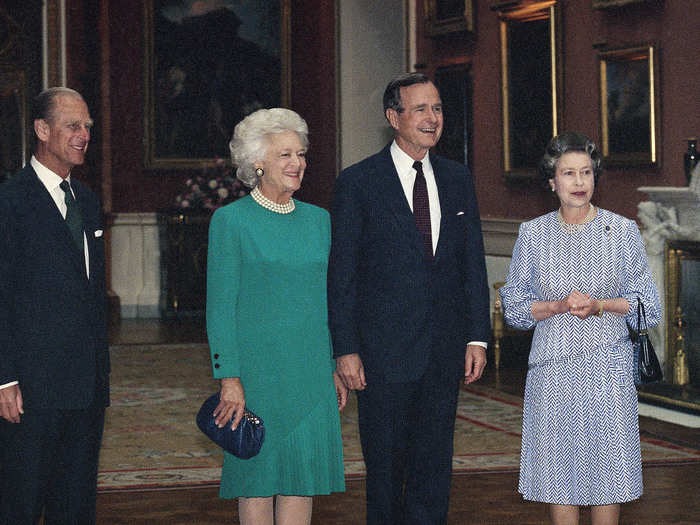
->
[174,159,249,211]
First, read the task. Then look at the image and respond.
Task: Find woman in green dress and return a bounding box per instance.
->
[206,108,347,524]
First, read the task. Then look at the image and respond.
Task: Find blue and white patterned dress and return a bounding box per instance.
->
[499,208,661,505]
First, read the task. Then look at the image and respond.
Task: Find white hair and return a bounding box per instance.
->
[229,108,309,188]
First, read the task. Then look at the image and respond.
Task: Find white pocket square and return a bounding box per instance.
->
[94,230,103,238]
[456,211,465,216]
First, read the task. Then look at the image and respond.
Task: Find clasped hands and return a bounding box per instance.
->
[560,290,600,320]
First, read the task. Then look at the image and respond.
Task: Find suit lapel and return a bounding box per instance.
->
[22,167,89,281]
[72,181,99,283]
[374,146,426,256]
[431,153,455,262]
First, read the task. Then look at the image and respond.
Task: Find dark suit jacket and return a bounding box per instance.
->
[328,144,490,384]
[0,164,109,410]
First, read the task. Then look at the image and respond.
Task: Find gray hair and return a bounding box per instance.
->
[33,87,85,123]
[229,108,309,188]
[539,131,602,186]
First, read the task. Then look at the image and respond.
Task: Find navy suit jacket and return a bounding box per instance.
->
[0,164,109,410]
[328,144,490,383]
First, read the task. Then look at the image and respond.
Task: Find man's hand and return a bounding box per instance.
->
[0,384,23,423]
[336,353,367,391]
[215,377,245,430]
[464,345,487,385]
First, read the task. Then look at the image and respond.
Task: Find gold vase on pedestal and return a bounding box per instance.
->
[672,306,690,386]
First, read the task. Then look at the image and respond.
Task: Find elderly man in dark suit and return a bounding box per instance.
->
[0,87,109,524]
[328,73,490,524]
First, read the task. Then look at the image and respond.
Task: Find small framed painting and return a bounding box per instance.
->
[599,43,660,167]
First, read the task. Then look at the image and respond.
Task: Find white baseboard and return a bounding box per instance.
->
[638,402,700,428]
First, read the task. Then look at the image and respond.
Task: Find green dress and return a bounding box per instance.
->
[206,195,345,498]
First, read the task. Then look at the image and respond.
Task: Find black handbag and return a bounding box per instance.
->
[196,393,265,459]
[632,297,662,385]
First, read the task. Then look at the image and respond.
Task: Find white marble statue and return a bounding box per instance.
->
[637,201,696,255]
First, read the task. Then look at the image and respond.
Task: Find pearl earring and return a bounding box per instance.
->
[255,168,264,177]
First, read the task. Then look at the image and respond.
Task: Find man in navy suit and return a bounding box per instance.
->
[328,73,490,524]
[0,87,109,524]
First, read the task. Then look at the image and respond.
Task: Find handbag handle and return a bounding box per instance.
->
[637,296,649,334]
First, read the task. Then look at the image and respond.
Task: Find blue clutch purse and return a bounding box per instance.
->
[196,393,265,459]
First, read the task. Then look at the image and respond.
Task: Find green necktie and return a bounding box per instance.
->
[59,179,85,256]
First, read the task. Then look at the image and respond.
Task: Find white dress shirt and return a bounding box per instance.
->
[389,142,487,351]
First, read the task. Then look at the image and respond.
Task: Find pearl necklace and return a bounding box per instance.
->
[251,186,295,214]
[556,204,597,234]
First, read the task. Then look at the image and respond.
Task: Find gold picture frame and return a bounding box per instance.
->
[143,0,291,170]
[425,0,475,36]
[496,1,562,180]
[599,43,660,167]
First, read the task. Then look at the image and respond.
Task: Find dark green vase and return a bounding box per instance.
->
[685,138,698,184]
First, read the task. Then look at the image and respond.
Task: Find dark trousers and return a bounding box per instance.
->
[0,402,105,525]
[357,354,461,525]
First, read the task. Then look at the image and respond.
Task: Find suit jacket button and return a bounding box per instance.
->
[214,354,220,359]
[214,363,220,369]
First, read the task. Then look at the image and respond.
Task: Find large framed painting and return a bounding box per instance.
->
[599,43,660,167]
[144,0,291,169]
[434,64,473,170]
[496,1,562,180]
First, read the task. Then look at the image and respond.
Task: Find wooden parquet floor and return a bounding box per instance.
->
[98,319,700,524]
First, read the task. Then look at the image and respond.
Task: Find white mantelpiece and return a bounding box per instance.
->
[637,168,700,366]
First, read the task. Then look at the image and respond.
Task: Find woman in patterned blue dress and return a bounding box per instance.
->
[499,132,660,525]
